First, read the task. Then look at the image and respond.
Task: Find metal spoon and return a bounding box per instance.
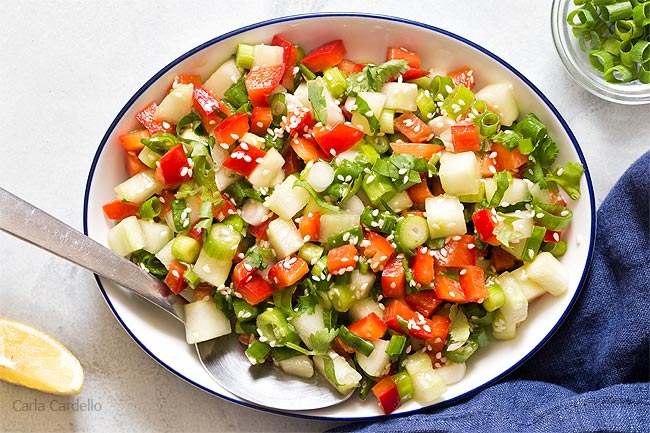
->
[0,187,351,410]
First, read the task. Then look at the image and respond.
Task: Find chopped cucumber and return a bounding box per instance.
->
[267,218,304,258]
[319,213,360,243]
[107,216,145,257]
[381,82,418,112]
[404,352,447,403]
[474,81,519,126]
[264,174,310,220]
[356,339,391,378]
[524,252,569,296]
[154,83,193,124]
[425,195,467,238]
[184,297,231,344]
[439,151,481,196]
[114,170,163,204]
[278,354,314,379]
[138,220,173,254]
[204,58,242,99]
[248,147,285,190]
[252,44,284,67]
[313,351,362,395]
[192,249,232,287]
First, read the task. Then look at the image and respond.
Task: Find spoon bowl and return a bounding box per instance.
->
[0,187,351,410]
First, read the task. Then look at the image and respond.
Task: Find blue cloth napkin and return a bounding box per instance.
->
[331,152,650,433]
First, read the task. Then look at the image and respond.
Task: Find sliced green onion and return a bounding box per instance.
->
[441,85,475,119]
[130,249,168,279]
[443,338,479,363]
[386,334,407,362]
[235,43,255,69]
[631,39,650,63]
[579,30,602,52]
[298,242,324,265]
[360,207,397,234]
[394,215,429,252]
[183,268,201,289]
[567,8,596,29]
[223,75,249,109]
[604,64,636,83]
[483,282,506,312]
[328,226,364,248]
[323,66,347,99]
[245,340,272,365]
[139,196,161,220]
[614,19,644,40]
[308,79,328,125]
[203,223,242,260]
[619,40,635,65]
[514,113,547,144]
[429,75,454,101]
[269,92,287,124]
[489,171,513,207]
[471,325,491,348]
[639,60,650,83]
[416,88,437,121]
[542,239,569,257]
[364,134,391,154]
[223,214,245,235]
[602,37,622,55]
[600,2,633,22]
[272,346,303,362]
[462,303,496,326]
[475,111,500,137]
[171,235,201,263]
[378,108,395,134]
[633,2,650,25]
[391,370,414,401]
[338,326,375,357]
[299,63,316,81]
[589,50,616,72]
[233,297,259,322]
[256,308,299,347]
[361,173,397,207]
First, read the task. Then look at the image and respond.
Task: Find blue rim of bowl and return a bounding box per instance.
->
[83,12,596,421]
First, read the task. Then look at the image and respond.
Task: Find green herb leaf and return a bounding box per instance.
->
[346,60,410,95]
[308,79,328,124]
[309,328,339,356]
[353,95,380,133]
[545,161,584,200]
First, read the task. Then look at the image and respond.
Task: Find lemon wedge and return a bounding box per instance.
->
[0,318,83,395]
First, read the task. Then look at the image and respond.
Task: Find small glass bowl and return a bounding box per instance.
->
[551,0,650,105]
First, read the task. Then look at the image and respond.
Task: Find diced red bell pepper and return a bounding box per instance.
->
[290,136,330,162]
[298,211,320,243]
[232,258,257,287]
[424,315,452,344]
[282,147,303,176]
[434,267,468,303]
[187,223,205,244]
[245,64,285,107]
[171,74,202,89]
[400,68,430,81]
[271,34,299,91]
[237,274,276,305]
[347,312,387,341]
[300,39,347,73]
[125,151,149,177]
[490,247,516,273]
[222,143,267,177]
[213,194,237,221]
[155,143,193,187]
[327,244,359,275]
[544,229,563,243]
[383,299,415,333]
[448,66,475,90]
[481,153,498,178]
[491,142,529,171]
[136,101,175,134]
[102,198,140,220]
[393,112,434,143]
[158,189,176,218]
[119,129,149,152]
[432,234,477,267]
[338,59,365,75]
[389,142,445,159]
[193,85,231,132]
[451,124,481,152]
[282,106,313,136]
[381,255,406,298]
[313,123,364,157]
[386,47,421,69]
[412,246,435,286]
[250,106,273,136]
[372,376,401,415]
[407,175,434,209]
[193,283,213,301]
[548,190,568,207]
[405,290,444,318]
[213,112,250,147]
[248,214,277,240]
[268,255,310,288]
[459,265,489,302]
[472,208,500,246]
[360,231,395,272]
[164,260,187,295]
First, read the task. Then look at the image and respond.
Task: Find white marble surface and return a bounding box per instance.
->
[0,1,647,432]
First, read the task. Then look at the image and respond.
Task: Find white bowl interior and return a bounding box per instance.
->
[84,14,595,420]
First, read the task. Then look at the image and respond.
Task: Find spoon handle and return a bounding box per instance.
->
[0,187,186,321]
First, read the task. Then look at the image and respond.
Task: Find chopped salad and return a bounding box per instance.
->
[103,35,584,414]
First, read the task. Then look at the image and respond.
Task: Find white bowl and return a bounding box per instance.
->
[84,13,596,420]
